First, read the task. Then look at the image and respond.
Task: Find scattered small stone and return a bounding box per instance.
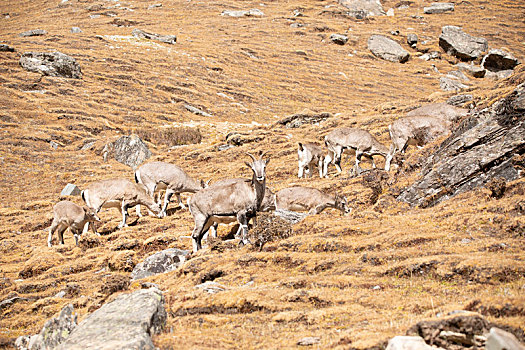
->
[338,0,386,17]
[424,2,454,14]
[447,94,473,106]
[148,3,162,9]
[297,337,320,346]
[60,184,81,196]
[372,285,381,290]
[387,8,395,16]
[221,9,264,17]
[0,296,28,312]
[419,51,441,60]
[132,28,176,44]
[0,44,15,52]
[89,14,101,19]
[70,27,82,33]
[217,144,235,151]
[293,9,303,17]
[19,29,47,37]
[368,34,410,63]
[50,141,59,149]
[290,22,304,28]
[330,34,348,45]
[407,33,418,48]
[54,291,66,298]
[482,49,520,72]
[391,30,400,36]
[184,104,212,117]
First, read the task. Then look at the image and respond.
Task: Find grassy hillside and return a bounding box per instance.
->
[0,0,524,348]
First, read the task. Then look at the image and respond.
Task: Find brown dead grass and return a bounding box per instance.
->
[1,0,524,348]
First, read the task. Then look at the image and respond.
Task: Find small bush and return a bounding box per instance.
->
[248,213,293,251]
[135,127,202,147]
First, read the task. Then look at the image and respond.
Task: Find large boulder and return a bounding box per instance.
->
[385,336,440,350]
[482,49,520,72]
[55,288,166,350]
[398,83,525,207]
[439,75,469,91]
[102,134,151,169]
[338,0,385,18]
[15,304,77,350]
[439,26,488,61]
[406,103,469,123]
[486,327,525,350]
[131,248,189,280]
[368,35,409,63]
[19,52,82,79]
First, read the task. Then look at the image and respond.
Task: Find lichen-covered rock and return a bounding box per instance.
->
[368,35,409,63]
[19,52,82,79]
[424,2,454,14]
[15,304,77,350]
[102,134,151,169]
[439,26,488,61]
[439,76,469,91]
[132,28,176,44]
[55,288,166,350]
[338,0,385,18]
[19,29,47,37]
[131,248,189,280]
[398,83,525,207]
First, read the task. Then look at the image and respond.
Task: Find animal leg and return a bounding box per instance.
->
[160,188,175,217]
[176,193,186,209]
[118,202,129,228]
[236,211,250,246]
[191,214,209,253]
[57,225,67,245]
[48,219,58,247]
[298,162,305,178]
[72,228,81,246]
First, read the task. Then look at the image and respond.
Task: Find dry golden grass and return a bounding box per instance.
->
[1,0,524,348]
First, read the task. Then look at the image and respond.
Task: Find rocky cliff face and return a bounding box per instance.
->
[399,83,525,207]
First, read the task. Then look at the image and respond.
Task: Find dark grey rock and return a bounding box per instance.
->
[71,27,82,33]
[406,33,418,48]
[338,0,385,17]
[131,248,189,280]
[368,35,409,63]
[55,288,166,350]
[0,296,28,312]
[184,104,212,117]
[456,62,486,78]
[19,29,47,37]
[424,2,454,14]
[60,183,81,196]
[439,76,469,91]
[103,134,151,169]
[221,9,264,17]
[398,83,525,207]
[486,327,525,350]
[15,304,77,350]
[0,44,15,52]
[447,94,473,106]
[439,26,488,60]
[19,52,82,79]
[385,336,437,350]
[132,28,176,44]
[482,49,520,72]
[330,34,348,45]
[277,110,332,128]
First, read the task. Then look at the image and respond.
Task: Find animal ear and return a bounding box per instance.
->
[265,157,270,166]
[245,161,253,169]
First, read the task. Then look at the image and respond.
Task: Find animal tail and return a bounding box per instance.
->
[134,171,140,183]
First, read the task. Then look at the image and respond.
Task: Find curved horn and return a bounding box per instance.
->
[246,152,257,162]
[259,150,267,159]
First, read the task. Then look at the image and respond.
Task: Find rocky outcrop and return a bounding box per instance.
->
[102,134,151,169]
[277,109,332,128]
[368,35,409,63]
[15,304,77,350]
[19,29,47,37]
[398,83,525,207]
[338,0,385,18]
[456,62,485,78]
[447,94,473,106]
[0,44,15,52]
[486,327,525,350]
[19,52,82,79]
[132,29,177,44]
[131,248,189,280]
[439,26,488,61]
[424,2,454,14]
[439,75,469,91]
[55,288,166,350]
[482,49,520,72]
